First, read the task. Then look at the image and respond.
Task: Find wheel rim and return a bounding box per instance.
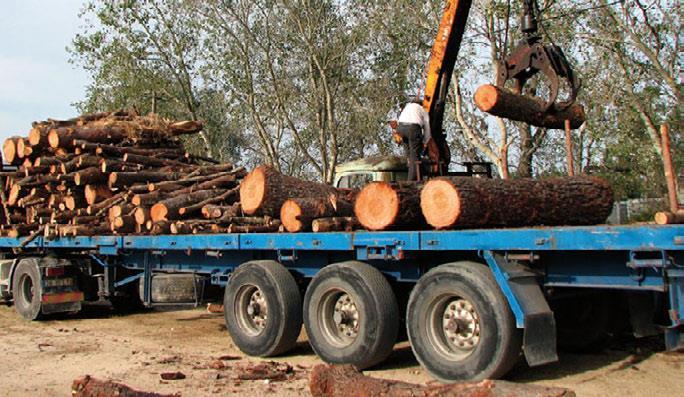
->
[426,295,480,360]
[318,289,360,348]
[19,274,34,304]
[234,285,268,336]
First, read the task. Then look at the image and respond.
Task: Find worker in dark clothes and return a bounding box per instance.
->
[395,99,431,181]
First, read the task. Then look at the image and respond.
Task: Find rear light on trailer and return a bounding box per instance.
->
[45,267,65,277]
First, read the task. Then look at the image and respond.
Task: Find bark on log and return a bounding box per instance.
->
[281,197,353,232]
[109,171,182,188]
[309,364,575,397]
[420,176,614,229]
[240,165,339,216]
[312,217,359,233]
[150,189,227,222]
[84,185,113,205]
[474,84,586,129]
[354,182,427,231]
[72,375,179,397]
[74,167,109,186]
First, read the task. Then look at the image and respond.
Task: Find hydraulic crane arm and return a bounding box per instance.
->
[419,0,580,176]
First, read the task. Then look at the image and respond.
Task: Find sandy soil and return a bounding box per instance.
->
[0,304,681,397]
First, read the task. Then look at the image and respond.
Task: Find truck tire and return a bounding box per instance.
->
[224,260,302,357]
[303,261,399,369]
[406,262,522,381]
[12,259,43,320]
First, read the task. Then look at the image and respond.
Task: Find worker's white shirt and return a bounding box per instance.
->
[398,103,431,144]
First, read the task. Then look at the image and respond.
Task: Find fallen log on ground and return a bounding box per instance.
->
[309,364,575,397]
[420,176,613,229]
[474,84,585,129]
[71,375,179,397]
[354,181,427,231]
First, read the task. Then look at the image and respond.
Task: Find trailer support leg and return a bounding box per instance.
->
[483,251,558,366]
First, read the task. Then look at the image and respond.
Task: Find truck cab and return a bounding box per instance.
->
[333,155,408,189]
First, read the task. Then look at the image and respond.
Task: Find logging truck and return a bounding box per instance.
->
[0,223,682,381]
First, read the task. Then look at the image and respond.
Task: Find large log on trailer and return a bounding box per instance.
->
[420,176,613,229]
[309,364,575,397]
[474,84,586,129]
[280,197,353,232]
[354,181,427,231]
[240,165,340,216]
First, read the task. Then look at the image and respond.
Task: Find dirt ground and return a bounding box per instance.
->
[0,303,681,397]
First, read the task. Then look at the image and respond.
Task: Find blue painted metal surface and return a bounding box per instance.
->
[1,224,679,252]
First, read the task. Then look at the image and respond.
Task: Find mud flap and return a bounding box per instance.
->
[483,251,558,366]
[42,301,81,315]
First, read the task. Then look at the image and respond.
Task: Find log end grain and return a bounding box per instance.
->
[354,182,399,231]
[150,203,168,222]
[28,127,42,146]
[3,137,17,165]
[239,165,267,215]
[47,128,61,148]
[473,84,500,113]
[420,179,462,229]
[655,211,684,225]
[280,199,304,232]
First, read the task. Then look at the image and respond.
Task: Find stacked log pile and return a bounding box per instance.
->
[0,110,268,237]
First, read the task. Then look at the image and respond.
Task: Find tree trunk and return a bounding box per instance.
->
[354,182,426,231]
[309,364,575,397]
[240,165,340,216]
[474,85,585,130]
[420,176,614,229]
[281,197,353,232]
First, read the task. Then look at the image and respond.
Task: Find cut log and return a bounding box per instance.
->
[48,126,130,149]
[134,207,150,225]
[655,211,684,225]
[84,185,113,205]
[28,126,49,149]
[308,364,575,397]
[3,137,21,165]
[74,167,108,186]
[474,84,586,129]
[150,189,227,222]
[281,197,353,233]
[109,171,181,188]
[178,188,239,216]
[240,165,339,216]
[354,181,426,231]
[312,217,359,232]
[420,176,614,229]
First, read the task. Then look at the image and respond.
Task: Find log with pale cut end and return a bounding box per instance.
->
[308,364,575,397]
[15,138,31,159]
[354,181,426,231]
[655,211,684,225]
[474,84,585,129]
[240,165,340,216]
[48,126,130,149]
[28,126,49,149]
[420,176,613,230]
[84,185,113,205]
[280,197,353,233]
[3,137,21,165]
[150,189,227,222]
[312,217,359,233]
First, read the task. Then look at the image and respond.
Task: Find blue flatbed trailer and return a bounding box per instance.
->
[1,223,682,381]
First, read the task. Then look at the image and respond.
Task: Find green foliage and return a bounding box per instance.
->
[69,0,680,200]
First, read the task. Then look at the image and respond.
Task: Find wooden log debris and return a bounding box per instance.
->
[474,84,586,129]
[309,364,575,397]
[72,375,179,397]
